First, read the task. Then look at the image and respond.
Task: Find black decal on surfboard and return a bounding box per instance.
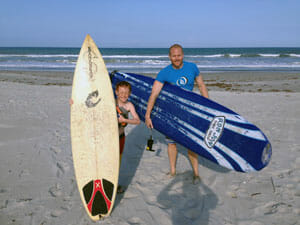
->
[92,191,108,215]
[83,179,110,216]
[88,47,97,79]
[85,90,101,108]
[102,179,114,201]
[83,180,94,204]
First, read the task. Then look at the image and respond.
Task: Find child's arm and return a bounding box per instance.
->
[119,102,140,125]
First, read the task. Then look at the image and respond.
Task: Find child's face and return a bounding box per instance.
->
[116,86,130,103]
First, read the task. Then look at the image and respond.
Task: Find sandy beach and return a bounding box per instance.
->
[0,70,299,225]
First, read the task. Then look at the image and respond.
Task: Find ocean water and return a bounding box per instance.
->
[0,47,300,74]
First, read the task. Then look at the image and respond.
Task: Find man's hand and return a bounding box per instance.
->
[145,116,153,129]
[145,80,164,129]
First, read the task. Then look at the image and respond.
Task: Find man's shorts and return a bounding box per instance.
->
[165,136,176,144]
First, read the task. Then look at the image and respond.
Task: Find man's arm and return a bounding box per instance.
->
[195,74,209,98]
[145,80,164,128]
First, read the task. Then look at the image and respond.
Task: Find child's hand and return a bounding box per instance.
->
[69,99,74,105]
[118,115,126,123]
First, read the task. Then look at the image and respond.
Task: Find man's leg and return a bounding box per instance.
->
[167,143,177,176]
[187,150,199,177]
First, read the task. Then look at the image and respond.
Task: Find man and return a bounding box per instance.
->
[145,44,209,184]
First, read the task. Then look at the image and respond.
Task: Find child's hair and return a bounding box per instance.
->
[116,81,132,93]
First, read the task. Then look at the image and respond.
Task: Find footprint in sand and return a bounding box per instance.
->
[135,183,157,206]
[123,190,139,199]
[51,208,65,217]
[237,221,265,225]
[294,184,300,197]
[254,201,287,215]
[294,157,300,168]
[127,216,146,225]
[50,146,62,154]
[56,161,69,176]
[49,183,63,197]
[18,169,30,178]
[0,188,9,194]
[0,199,8,209]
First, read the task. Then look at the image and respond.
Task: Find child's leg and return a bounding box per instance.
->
[119,133,126,164]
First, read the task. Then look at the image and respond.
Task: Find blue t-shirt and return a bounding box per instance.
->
[156,61,199,91]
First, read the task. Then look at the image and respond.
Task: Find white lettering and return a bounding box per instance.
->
[205,116,225,148]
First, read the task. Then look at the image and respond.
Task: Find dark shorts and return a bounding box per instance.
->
[119,133,126,155]
[165,136,176,144]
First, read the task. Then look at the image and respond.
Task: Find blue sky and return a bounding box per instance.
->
[0,0,300,47]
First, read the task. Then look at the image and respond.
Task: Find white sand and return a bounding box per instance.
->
[0,81,299,225]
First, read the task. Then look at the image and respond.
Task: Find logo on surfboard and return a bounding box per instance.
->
[205,116,225,148]
[85,90,101,108]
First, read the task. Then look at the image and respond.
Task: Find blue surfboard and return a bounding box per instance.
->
[110,71,272,172]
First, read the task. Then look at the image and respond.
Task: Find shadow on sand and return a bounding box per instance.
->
[155,143,227,225]
[113,123,229,224]
[157,172,218,225]
[114,123,148,207]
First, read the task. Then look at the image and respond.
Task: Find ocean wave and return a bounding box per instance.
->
[201,54,224,58]
[289,54,300,57]
[0,54,78,58]
[258,54,280,57]
[103,55,168,59]
[106,64,166,68]
[104,59,167,64]
[196,64,300,68]
[2,62,300,69]
[187,53,300,58]
[227,54,241,58]
[1,53,300,60]
[0,64,75,68]
[187,54,233,58]
[55,59,77,64]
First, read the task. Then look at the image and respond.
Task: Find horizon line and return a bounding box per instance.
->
[1,46,300,49]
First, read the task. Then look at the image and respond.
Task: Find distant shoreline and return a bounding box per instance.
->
[0,70,299,92]
[1,47,300,74]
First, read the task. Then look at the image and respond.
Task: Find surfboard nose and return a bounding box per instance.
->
[85,34,92,42]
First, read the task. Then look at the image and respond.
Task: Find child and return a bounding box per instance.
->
[115,81,140,158]
[115,81,140,193]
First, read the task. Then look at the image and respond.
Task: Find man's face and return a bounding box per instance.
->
[169,47,184,69]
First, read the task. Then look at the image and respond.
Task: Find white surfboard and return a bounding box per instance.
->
[71,35,119,221]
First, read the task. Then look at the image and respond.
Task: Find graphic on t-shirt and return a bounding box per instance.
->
[176,76,188,86]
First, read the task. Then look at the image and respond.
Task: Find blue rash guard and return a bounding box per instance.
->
[156,61,200,91]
